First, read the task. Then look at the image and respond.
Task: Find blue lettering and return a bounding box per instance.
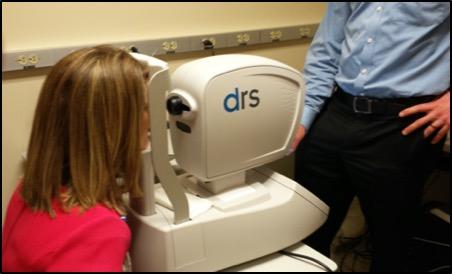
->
[223,87,260,112]
[223,88,240,112]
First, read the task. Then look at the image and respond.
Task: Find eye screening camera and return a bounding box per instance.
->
[127,53,331,271]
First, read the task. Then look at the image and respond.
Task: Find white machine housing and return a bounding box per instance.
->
[127,53,330,272]
[128,167,329,272]
[168,54,304,182]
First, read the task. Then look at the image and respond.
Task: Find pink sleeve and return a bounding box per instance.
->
[2,185,25,254]
[46,213,130,272]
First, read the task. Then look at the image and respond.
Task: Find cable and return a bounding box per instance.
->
[279,250,334,272]
[412,237,450,248]
[429,265,450,272]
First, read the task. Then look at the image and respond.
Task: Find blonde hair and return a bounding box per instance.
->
[22,45,149,216]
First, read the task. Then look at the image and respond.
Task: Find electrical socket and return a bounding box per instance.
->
[299,27,311,38]
[16,55,28,66]
[201,37,216,50]
[236,33,250,45]
[162,41,178,53]
[28,55,40,65]
[270,30,282,42]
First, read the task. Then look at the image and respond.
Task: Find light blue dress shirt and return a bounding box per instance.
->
[302,2,450,129]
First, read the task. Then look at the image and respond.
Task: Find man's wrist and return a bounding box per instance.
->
[300,107,319,130]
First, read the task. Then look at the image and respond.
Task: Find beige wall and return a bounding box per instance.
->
[2,2,326,225]
[2,2,325,51]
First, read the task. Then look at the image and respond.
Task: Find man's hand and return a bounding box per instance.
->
[399,91,450,144]
[288,125,307,155]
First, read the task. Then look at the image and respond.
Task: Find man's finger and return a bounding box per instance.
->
[431,119,445,128]
[431,126,449,144]
[423,125,437,138]
[399,102,432,117]
[402,114,433,135]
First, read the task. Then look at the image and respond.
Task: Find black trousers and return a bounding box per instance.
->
[295,92,445,272]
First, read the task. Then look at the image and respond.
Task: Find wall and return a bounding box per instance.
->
[2,2,325,51]
[2,2,327,225]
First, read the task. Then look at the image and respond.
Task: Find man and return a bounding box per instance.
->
[291,3,450,272]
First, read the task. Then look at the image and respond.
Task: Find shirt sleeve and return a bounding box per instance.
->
[301,3,351,129]
[46,213,130,272]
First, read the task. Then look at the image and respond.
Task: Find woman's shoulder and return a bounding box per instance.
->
[11,183,128,234]
[5,183,130,245]
[78,204,130,236]
[47,204,131,271]
[3,184,130,271]
[54,201,130,236]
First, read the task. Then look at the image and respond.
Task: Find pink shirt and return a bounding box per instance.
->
[2,186,130,272]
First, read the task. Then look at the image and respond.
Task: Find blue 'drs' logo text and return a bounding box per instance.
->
[223,87,260,112]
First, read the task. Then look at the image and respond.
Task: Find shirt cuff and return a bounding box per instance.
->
[300,107,319,130]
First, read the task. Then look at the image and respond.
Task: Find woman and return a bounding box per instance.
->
[2,45,150,271]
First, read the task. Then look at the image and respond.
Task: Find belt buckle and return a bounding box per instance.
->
[353,97,373,114]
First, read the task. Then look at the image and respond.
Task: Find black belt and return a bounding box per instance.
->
[335,86,436,115]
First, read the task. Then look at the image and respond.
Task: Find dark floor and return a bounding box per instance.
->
[330,159,450,272]
[330,198,371,272]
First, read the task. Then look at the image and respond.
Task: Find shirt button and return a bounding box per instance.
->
[361,68,368,75]
[376,6,383,12]
[367,37,374,44]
